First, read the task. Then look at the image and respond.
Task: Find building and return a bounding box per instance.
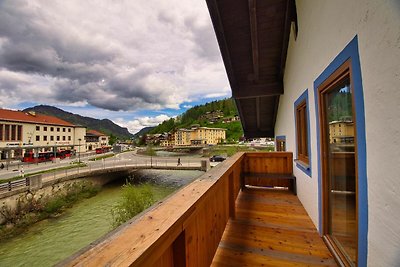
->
[221,115,240,123]
[174,128,192,146]
[172,126,226,146]
[85,130,110,151]
[159,133,174,147]
[0,109,86,159]
[329,120,355,146]
[207,0,400,266]
[198,110,224,122]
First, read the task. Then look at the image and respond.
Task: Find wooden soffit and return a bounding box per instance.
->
[206,0,297,138]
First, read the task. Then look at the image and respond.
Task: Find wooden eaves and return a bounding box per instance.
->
[206,0,297,138]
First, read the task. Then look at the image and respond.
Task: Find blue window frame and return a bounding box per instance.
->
[314,36,367,266]
[275,135,286,151]
[294,89,311,177]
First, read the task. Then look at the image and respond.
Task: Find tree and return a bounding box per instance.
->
[109,134,118,145]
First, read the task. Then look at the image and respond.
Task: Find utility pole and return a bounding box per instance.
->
[78,138,81,163]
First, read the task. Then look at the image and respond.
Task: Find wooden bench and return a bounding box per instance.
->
[242,172,297,195]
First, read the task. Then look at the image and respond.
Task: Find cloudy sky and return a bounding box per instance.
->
[0,0,230,134]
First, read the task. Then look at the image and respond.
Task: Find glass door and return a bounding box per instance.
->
[320,62,357,266]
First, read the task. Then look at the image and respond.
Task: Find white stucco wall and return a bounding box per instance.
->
[274,0,400,266]
[73,127,87,153]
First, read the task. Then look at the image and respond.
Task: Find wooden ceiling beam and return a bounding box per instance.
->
[206,0,238,89]
[232,81,283,99]
[280,0,296,79]
[256,97,261,130]
[248,0,259,82]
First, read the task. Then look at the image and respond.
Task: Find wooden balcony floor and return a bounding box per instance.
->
[211,188,337,267]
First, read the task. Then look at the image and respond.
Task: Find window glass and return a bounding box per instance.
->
[296,100,309,164]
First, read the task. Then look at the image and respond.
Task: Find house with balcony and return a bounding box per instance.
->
[85,129,109,151]
[63,1,399,266]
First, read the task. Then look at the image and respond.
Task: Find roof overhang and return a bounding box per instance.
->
[206,0,297,138]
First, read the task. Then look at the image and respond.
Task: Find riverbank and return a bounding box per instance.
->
[0,180,100,241]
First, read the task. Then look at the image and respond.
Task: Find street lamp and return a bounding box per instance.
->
[78,138,81,163]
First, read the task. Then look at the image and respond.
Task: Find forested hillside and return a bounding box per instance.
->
[149,98,243,142]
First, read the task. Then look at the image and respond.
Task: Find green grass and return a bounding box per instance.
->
[0,162,87,185]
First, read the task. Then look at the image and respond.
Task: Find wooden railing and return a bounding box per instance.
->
[61,152,294,267]
[242,152,296,194]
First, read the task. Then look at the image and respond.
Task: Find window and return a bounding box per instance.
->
[11,125,16,141]
[0,124,3,141]
[68,128,71,132]
[296,101,308,162]
[51,127,54,132]
[43,136,48,141]
[50,136,54,141]
[68,136,71,141]
[57,136,60,141]
[36,135,40,141]
[57,127,60,132]
[17,125,22,141]
[275,136,286,151]
[63,128,66,132]
[44,126,47,131]
[62,136,66,141]
[5,125,10,140]
[294,89,311,176]
[36,126,40,131]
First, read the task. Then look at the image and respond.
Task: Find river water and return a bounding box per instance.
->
[0,169,203,267]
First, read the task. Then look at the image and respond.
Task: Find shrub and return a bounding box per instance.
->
[111,183,154,227]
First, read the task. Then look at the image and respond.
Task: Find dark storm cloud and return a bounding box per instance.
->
[0,0,229,111]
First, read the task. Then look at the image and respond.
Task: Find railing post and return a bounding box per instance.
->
[8,181,11,191]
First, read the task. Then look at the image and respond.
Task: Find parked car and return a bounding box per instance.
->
[209,155,226,162]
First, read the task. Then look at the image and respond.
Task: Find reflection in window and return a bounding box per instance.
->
[324,76,357,265]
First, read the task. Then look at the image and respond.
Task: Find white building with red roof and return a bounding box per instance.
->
[85,129,109,151]
[0,108,87,159]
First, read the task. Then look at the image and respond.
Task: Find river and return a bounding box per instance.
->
[0,169,203,267]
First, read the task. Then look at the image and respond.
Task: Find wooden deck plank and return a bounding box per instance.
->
[211,188,337,266]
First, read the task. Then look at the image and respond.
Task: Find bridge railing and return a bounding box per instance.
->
[0,157,204,194]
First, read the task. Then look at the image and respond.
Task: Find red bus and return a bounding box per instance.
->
[22,151,55,163]
[95,146,111,154]
[22,150,73,163]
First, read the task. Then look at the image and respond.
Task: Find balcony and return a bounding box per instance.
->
[62,152,335,266]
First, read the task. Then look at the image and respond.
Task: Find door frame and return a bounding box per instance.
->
[313,36,368,266]
[318,59,358,266]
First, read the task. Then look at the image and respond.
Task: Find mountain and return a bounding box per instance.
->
[133,126,154,138]
[23,105,133,140]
